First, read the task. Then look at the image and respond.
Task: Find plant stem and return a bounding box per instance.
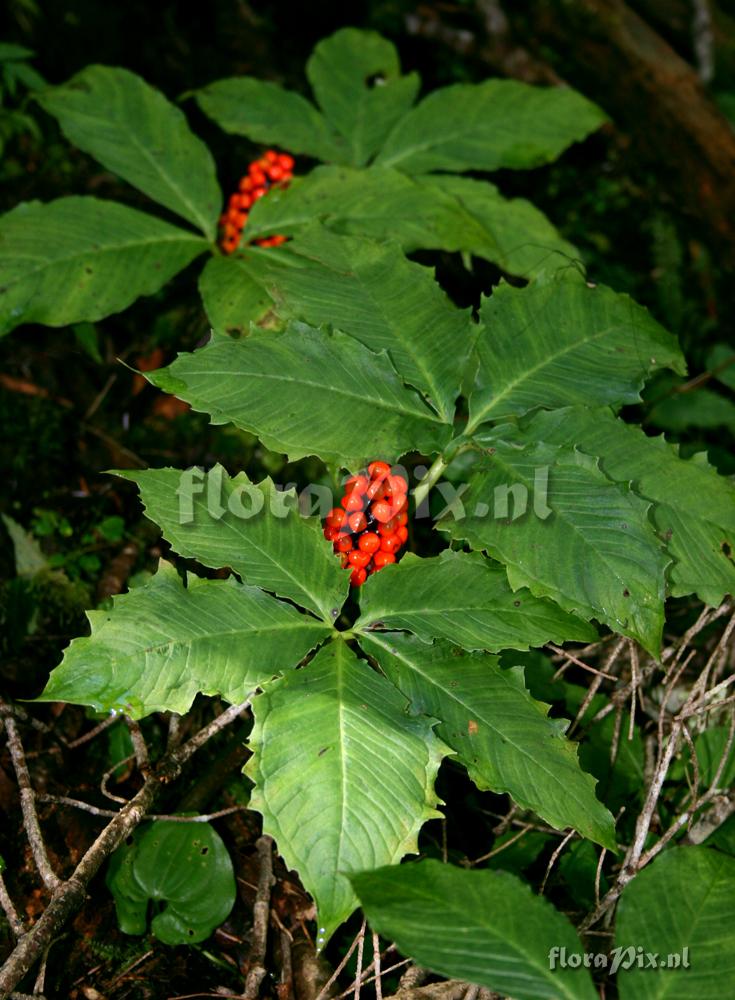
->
[412,454,447,512]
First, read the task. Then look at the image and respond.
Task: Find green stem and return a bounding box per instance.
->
[412,454,448,511]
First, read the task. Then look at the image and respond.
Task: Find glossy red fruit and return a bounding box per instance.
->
[341,491,364,512]
[350,566,368,587]
[371,501,394,523]
[368,460,391,480]
[279,153,295,170]
[324,526,339,541]
[345,474,369,494]
[381,534,401,554]
[373,551,396,569]
[397,525,409,543]
[336,535,353,553]
[378,518,397,536]
[349,550,371,569]
[348,511,367,534]
[397,511,408,526]
[387,474,407,495]
[358,532,381,555]
[326,507,347,527]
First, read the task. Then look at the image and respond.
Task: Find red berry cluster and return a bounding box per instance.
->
[323,461,409,587]
[218,149,294,254]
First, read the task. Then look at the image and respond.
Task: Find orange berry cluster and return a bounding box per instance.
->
[219,149,294,254]
[324,461,409,587]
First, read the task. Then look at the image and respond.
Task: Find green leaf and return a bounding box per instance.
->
[707,343,735,391]
[440,435,669,655]
[0,197,207,336]
[2,514,47,576]
[245,639,447,946]
[195,76,345,163]
[422,174,581,280]
[145,322,452,467]
[350,860,598,1000]
[244,164,481,248]
[107,820,236,944]
[264,227,473,420]
[198,254,276,337]
[694,727,735,789]
[36,561,329,717]
[362,633,616,848]
[525,406,735,607]
[468,279,686,431]
[647,381,735,435]
[616,847,735,999]
[375,78,606,174]
[305,28,419,167]
[115,465,349,623]
[356,551,596,651]
[38,66,221,239]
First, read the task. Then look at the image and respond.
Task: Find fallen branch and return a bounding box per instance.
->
[243,835,275,1000]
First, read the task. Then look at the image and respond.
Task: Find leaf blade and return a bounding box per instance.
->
[145,323,453,467]
[0,197,208,336]
[362,632,616,848]
[350,860,598,1000]
[115,466,349,623]
[356,551,596,651]
[38,66,221,239]
[375,79,606,174]
[36,561,330,717]
[246,639,447,945]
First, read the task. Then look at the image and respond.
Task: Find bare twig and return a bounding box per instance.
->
[1,703,61,893]
[0,874,25,937]
[243,835,275,1000]
[353,920,367,1000]
[315,924,365,1000]
[372,933,383,1000]
[125,718,150,774]
[539,830,576,895]
[36,794,247,824]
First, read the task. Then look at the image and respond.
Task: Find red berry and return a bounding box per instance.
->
[348,511,367,534]
[381,534,401,554]
[378,518,397,536]
[397,511,408,526]
[336,535,353,554]
[397,525,409,543]
[350,566,367,587]
[341,491,364,512]
[345,474,369,495]
[368,461,391,480]
[324,526,339,541]
[366,480,385,501]
[268,164,285,181]
[372,501,394,523]
[265,150,279,163]
[373,551,396,569]
[387,474,408,495]
[326,507,347,528]
[349,550,371,569]
[359,532,381,555]
[278,153,295,170]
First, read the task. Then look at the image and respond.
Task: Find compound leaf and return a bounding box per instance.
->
[195,76,345,163]
[526,406,735,608]
[306,28,419,166]
[264,227,473,421]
